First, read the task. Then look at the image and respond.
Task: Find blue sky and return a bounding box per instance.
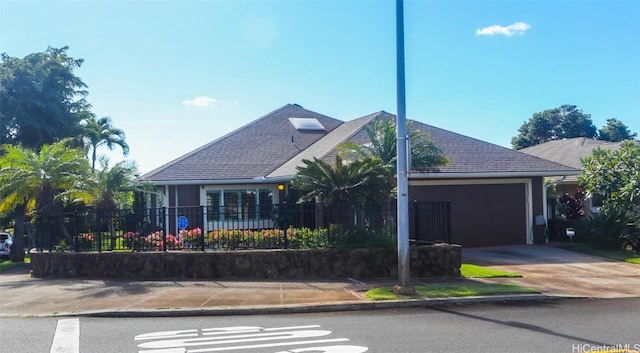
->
[2,0,639,174]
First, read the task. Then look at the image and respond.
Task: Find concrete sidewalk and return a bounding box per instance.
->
[0,263,555,318]
[1,245,638,317]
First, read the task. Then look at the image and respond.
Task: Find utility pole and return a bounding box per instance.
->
[394,0,415,295]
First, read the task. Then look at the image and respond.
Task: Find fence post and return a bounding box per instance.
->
[446,200,452,243]
[162,207,167,252]
[73,212,79,252]
[200,205,206,251]
[96,211,102,253]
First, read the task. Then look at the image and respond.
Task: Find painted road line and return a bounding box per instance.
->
[50,318,80,353]
[136,325,368,353]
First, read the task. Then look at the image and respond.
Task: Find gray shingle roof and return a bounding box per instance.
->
[519,137,623,169]
[319,111,579,177]
[142,106,580,184]
[141,104,343,182]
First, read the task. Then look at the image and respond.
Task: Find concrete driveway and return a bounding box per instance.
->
[462,244,640,298]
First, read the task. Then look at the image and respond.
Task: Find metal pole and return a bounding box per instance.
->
[394,0,414,295]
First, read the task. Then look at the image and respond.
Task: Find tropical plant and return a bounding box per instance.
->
[580,140,640,218]
[583,208,632,250]
[292,155,393,224]
[0,139,91,261]
[88,156,139,250]
[339,115,448,173]
[79,114,129,173]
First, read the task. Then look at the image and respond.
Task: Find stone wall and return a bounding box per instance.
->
[30,244,461,279]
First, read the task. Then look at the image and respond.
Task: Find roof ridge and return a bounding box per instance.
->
[141,104,305,179]
[266,113,381,178]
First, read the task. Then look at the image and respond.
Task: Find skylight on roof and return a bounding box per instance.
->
[289,117,325,131]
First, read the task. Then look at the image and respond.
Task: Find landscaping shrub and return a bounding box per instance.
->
[584,209,633,250]
[328,224,395,249]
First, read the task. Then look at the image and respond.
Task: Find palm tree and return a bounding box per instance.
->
[89,156,139,250]
[80,114,129,173]
[292,155,392,226]
[339,116,448,173]
[0,139,91,261]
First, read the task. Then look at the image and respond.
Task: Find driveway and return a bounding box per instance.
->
[462,244,640,298]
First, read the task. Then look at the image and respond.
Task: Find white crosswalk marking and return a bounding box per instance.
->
[136,325,368,353]
[50,318,80,353]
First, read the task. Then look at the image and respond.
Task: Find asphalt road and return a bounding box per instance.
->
[1,298,639,353]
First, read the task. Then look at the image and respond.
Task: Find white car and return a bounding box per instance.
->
[0,232,13,259]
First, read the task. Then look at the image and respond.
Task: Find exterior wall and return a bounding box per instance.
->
[30,244,461,279]
[409,179,530,247]
[178,185,201,206]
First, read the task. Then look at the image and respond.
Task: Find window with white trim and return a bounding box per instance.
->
[206,189,274,221]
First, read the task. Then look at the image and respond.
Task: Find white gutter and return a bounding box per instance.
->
[141,170,580,185]
[139,176,294,186]
[408,170,580,179]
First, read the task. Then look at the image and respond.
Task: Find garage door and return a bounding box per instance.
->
[409,183,527,247]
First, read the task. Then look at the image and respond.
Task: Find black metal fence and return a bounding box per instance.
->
[33,201,451,252]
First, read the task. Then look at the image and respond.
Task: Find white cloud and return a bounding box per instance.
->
[182,96,216,107]
[476,22,531,36]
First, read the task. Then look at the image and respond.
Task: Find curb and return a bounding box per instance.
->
[25,294,578,318]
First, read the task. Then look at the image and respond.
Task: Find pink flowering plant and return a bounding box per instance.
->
[202,228,328,250]
[180,228,203,249]
[123,231,141,250]
[143,230,181,251]
[77,233,95,250]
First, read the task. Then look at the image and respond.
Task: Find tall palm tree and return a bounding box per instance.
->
[80,114,129,173]
[90,157,139,248]
[90,156,139,250]
[0,139,91,261]
[292,155,392,225]
[339,116,448,173]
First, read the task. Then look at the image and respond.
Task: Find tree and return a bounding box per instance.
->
[512,105,597,149]
[339,115,448,173]
[89,156,139,250]
[0,46,89,149]
[0,139,91,261]
[80,114,130,173]
[292,155,393,225]
[579,140,640,218]
[598,118,638,142]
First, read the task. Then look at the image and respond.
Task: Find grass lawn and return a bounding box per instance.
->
[460,263,521,278]
[555,242,640,265]
[365,263,533,300]
[366,283,540,301]
[0,256,30,273]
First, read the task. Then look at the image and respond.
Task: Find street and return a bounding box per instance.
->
[1,298,639,353]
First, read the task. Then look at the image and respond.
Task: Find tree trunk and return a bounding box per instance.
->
[9,204,26,262]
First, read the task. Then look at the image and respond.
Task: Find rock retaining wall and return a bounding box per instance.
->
[30,244,461,279]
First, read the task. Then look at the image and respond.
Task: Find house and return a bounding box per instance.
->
[520,137,624,217]
[140,104,579,247]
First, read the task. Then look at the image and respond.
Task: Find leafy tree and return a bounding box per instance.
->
[512,105,597,149]
[0,139,91,261]
[579,140,640,218]
[292,155,393,225]
[89,156,139,250]
[0,46,89,149]
[598,118,638,142]
[339,116,448,172]
[80,114,130,173]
